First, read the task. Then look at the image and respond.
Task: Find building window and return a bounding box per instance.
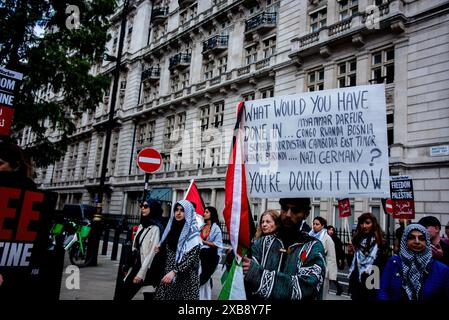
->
[142,83,159,103]
[165,112,186,141]
[371,205,381,227]
[310,7,327,32]
[307,68,324,91]
[126,18,133,50]
[211,101,224,128]
[371,48,394,84]
[197,148,206,168]
[173,150,183,171]
[337,59,357,88]
[165,115,175,140]
[339,0,358,21]
[153,22,167,41]
[203,60,214,80]
[179,4,197,26]
[162,153,170,172]
[262,36,276,58]
[109,132,119,176]
[137,121,156,146]
[181,70,189,89]
[217,56,227,75]
[170,74,179,93]
[245,44,258,65]
[112,35,118,53]
[176,112,186,132]
[242,92,255,101]
[80,140,90,179]
[260,87,274,99]
[95,135,104,178]
[199,105,210,131]
[387,112,394,148]
[180,9,188,26]
[210,147,221,167]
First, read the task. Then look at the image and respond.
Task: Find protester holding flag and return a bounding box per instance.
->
[154,200,201,300]
[199,206,223,300]
[218,101,256,300]
[243,198,326,300]
[378,224,449,300]
[309,217,337,299]
[348,212,387,300]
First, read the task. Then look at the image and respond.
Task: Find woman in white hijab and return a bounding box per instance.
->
[154,200,202,300]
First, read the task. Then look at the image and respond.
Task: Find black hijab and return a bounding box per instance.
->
[165,219,185,252]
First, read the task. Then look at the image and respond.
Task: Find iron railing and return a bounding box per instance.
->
[202,35,229,53]
[245,12,277,32]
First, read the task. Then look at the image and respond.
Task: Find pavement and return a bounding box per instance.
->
[59,241,350,300]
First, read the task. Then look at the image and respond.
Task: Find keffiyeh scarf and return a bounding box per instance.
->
[159,200,201,264]
[349,235,378,282]
[399,224,432,300]
[309,228,327,242]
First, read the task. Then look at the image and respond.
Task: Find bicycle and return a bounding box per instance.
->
[64,220,92,267]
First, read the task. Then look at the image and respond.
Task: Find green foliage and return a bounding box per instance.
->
[0,0,117,167]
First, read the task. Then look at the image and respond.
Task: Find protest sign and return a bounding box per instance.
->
[0,187,60,299]
[243,84,390,198]
[390,175,415,220]
[0,66,23,137]
[338,198,352,218]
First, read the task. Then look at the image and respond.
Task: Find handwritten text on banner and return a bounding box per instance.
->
[243,84,390,198]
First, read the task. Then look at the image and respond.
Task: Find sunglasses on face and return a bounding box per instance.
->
[407,234,426,242]
[140,204,149,209]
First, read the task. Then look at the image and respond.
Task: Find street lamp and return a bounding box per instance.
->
[88,0,131,266]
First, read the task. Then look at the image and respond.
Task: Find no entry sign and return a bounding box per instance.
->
[137,148,162,173]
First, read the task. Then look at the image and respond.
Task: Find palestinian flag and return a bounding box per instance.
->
[219,101,255,300]
[185,179,205,215]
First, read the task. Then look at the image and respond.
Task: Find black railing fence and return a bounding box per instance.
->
[218,222,397,256]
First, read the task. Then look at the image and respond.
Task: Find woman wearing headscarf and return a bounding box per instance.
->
[348,212,387,300]
[378,224,449,300]
[309,217,337,299]
[118,198,164,300]
[154,200,202,300]
[199,206,223,300]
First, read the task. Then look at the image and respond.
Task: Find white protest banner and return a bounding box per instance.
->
[243,84,390,198]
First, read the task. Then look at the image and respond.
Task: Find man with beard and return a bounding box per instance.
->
[243,198,326,300]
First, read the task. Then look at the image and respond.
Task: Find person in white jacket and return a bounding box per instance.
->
[309,217,337,300]
[118,199,164,300]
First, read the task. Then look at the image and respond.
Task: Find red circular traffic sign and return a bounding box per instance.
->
[385,199,394,214]
[137,148,163,173]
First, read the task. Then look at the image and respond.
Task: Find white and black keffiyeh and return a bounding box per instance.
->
[399,224,432,300]
[309,229,327,242]
[159,199,201,264]
[349,236,378,281]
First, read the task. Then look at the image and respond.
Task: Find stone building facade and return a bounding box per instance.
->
[29,0,449,232]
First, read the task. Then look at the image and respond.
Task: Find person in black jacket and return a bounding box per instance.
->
[327,225,344,295]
